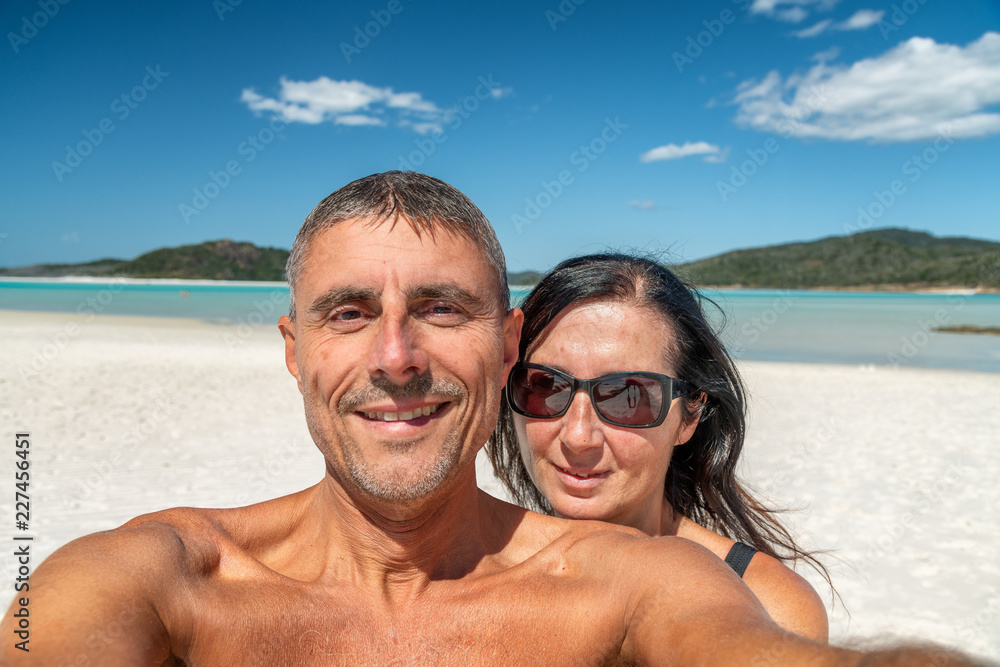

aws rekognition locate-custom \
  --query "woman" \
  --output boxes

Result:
[489,252,830,641]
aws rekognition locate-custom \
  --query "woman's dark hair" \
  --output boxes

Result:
[487,252,830,582]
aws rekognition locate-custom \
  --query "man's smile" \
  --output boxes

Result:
[359,401,447,422]
[350,401,455,436]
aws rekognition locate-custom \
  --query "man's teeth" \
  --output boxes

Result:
[364,404,441,422]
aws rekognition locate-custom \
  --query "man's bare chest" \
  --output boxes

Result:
[171,573,632,666]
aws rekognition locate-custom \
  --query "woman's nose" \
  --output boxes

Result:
[559,391,603,454]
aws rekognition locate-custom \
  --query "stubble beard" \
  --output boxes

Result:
[307,372,469,503]
[340,426,465,502]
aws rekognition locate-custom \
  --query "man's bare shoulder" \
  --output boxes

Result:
[18,504,235,629]
[33,484,322,607]
[116,506,229,570]
[118,486,319,572]
[500,498,725,582]
[0,489,325,666]
[32,507,213,587]
[482,492,642,563]
[558,524,752,595]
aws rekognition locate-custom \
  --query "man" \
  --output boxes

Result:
[1,172,979,665]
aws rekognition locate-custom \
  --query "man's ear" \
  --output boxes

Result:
[675,392,707,446]
[277,315,303,394]
[500,307,524,387]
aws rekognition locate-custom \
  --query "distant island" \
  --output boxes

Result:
[0,239,289,282]
[2,228,998,291]
[932,325,1000,336]
[674,228,1000,292]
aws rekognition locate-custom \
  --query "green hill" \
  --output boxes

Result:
[4,229,999,289]
[118,239,288,281]
[0,240,289,281]
[673,228,1000,290]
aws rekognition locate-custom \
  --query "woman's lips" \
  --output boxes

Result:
[554,464,610,489]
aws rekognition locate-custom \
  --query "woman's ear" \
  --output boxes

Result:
[675,392,707,446]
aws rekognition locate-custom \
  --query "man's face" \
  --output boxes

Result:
[279,217,521,509]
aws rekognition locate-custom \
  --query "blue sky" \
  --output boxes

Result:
[2,0,999,274]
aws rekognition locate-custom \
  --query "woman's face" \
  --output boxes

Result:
[514,300,699,534]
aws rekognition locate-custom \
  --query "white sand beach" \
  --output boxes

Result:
[1,311,997,659]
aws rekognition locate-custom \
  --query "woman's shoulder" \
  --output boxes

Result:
[676,518,829,642]
[741,548,829,641]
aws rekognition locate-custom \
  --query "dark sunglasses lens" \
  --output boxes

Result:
[593,376,664,425]
[511,367,572,417]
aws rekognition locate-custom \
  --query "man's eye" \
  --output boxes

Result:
[332,309,363,321]
[419,302,466,324]
[424,303,465,318]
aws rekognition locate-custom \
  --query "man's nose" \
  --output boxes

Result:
[559,391,604,454]
[366,312,429,383]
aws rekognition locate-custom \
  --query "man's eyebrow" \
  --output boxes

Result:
[308,287,379,317]
[406,284,486,309]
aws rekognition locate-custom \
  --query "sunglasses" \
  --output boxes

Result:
[506,362,695,428]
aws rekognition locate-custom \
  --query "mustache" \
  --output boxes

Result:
[337,373,466,415]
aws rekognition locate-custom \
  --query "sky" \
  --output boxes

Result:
[2,0,999,275]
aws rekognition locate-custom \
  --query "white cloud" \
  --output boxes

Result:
[837,9,884,30]
[626,200,658,211]
[640,141,723,162]
[793,19,832,38]
[241,76,443,133]
[812,46,841,62]
[793,9,884,37]
[490,87,514,99]
[775,7,809,23]
[702,147,732,163]
[750,0,839,22]
[335,114,385,127]
[733,32,1000,142]
[385,91,438,113]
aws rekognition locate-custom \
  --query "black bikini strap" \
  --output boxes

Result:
[724,542,758,578]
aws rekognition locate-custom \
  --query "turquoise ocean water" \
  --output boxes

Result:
[2,280,998,373]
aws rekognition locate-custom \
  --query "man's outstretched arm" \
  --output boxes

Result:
[621,536,983,666]
[0,524,182,666]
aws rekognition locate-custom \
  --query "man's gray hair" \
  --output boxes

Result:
[286,171,509,318]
